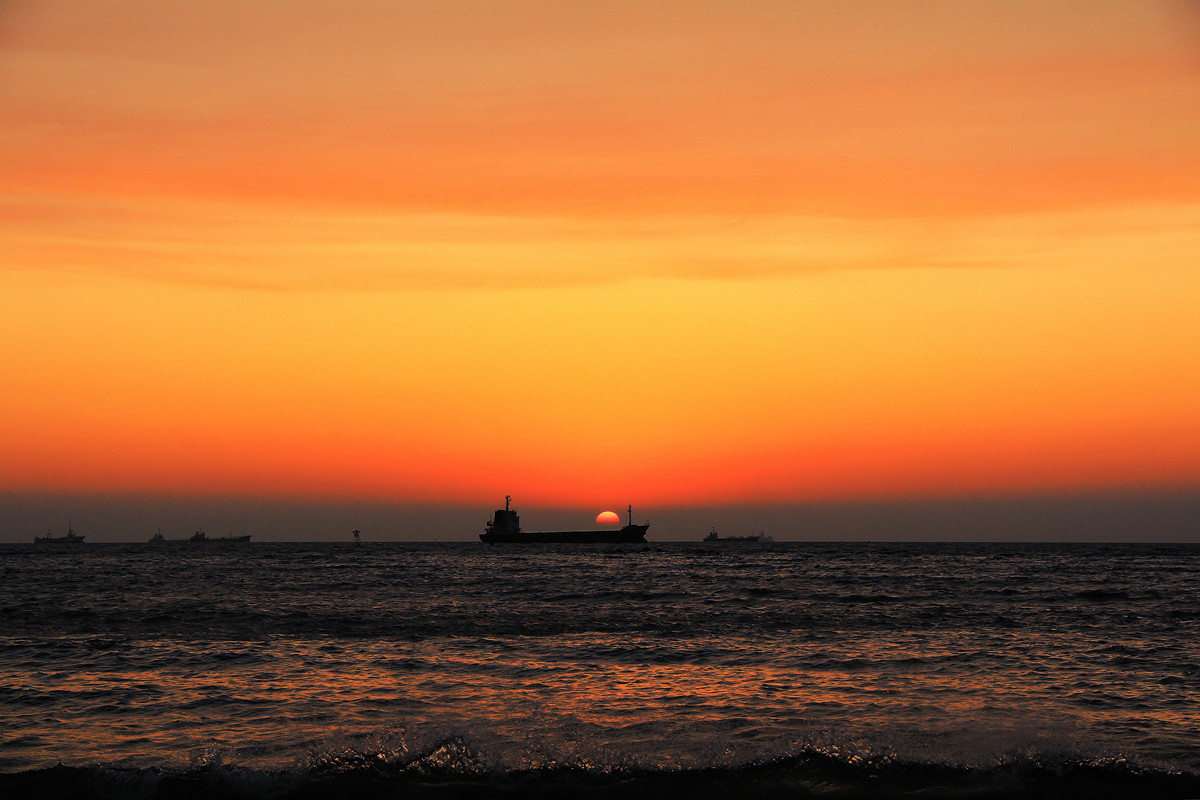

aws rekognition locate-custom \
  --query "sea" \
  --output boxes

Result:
[1,540,1197,799]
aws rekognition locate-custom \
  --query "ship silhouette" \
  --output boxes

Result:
[703,528,773,543]
[190,529,251,543]
[480,497,649,543]
[35,523,85,544]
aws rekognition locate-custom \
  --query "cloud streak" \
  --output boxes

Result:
[4,194,1198,292]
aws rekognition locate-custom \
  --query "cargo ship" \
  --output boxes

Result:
[703,528,773,543]
[35,524,85,544]
[480,497,649,544]
[190,529,251,543]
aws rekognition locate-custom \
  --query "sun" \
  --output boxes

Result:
[596,511,621,525]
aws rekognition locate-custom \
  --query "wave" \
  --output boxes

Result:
[1074,590,1133,602]
[3,740,1198,800]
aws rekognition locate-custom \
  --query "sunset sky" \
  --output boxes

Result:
[2,1,1199,539]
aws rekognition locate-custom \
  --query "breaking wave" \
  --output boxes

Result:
[3,738,1199,800]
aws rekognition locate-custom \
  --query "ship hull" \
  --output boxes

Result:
[481,524,648,544]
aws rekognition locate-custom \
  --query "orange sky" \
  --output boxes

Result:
[2,1,1199,510]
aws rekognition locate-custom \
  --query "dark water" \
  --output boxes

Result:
[1,541,1198,799]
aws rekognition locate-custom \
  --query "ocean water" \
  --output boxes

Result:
[1,541,1197,799]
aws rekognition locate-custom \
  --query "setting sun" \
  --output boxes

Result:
[596,511,621,525]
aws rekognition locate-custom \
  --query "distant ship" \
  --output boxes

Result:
[190,529,251,543]
[480,497,649,544]
[703,529,773,543]
[35,524,85,544]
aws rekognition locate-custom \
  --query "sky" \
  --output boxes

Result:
[2,1,1199,540]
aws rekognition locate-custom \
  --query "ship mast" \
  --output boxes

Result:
[627,504,632,526]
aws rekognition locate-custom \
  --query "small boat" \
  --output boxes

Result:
[480,497,649,544]
[35,524,85,544]
[190,529,251,543]
[149,529,177,543]
[703,528,772,543]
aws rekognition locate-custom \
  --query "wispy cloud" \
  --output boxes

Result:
[4,194,1198,292]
